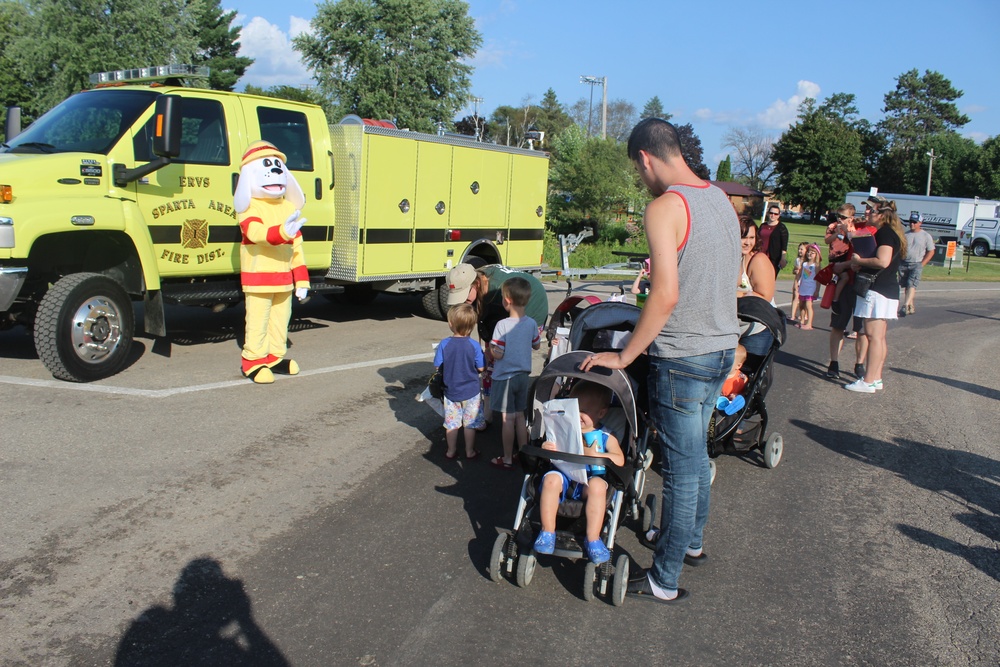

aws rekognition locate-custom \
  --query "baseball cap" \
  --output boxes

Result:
[907,212,923,224]
[446,264,478,306]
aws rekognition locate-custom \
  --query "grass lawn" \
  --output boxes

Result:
[543,221,1000,282]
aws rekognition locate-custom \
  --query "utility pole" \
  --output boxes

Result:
[580,75,606,139]
[925,148,938,196]
[470,96,484,141]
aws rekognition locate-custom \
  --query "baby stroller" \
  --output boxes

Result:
[489,349,648,605]
[709,295,787,472]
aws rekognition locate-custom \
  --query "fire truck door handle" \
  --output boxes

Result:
[231,172,239,195]
[315,178,322,201]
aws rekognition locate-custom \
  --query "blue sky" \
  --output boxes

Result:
[231,0,999,172]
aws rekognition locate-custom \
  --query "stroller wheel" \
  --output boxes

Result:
[516,552,536,588]
[709,459,717,485]
[490,533,510,583]
[583,561,597,602]
[762,433,783,469]
[611,554,629,606]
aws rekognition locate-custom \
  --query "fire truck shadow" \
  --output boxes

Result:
[299,291,429,324]
[114,557,289,666]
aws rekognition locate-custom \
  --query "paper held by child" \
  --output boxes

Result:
[541,398,588,486]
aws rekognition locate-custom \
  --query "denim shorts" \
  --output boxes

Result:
[491,372,530,413]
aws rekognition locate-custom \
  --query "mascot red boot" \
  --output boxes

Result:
[234,141,309,384]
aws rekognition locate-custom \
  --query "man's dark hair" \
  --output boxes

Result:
[627,118,683,163]
[768,204,780,212]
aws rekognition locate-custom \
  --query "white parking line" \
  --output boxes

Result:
[0,352,434,399]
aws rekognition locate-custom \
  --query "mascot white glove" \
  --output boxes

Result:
[295,287,309,301]
[284,210,306,237]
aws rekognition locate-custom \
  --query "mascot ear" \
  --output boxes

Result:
[284,164,306,209]
[234,164,253,213]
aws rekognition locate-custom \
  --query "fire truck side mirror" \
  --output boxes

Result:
[152,95,182,158]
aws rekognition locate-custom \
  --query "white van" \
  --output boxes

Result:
[960,218,1000,257]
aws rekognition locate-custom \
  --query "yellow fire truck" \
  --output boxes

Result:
[0,65,548,381]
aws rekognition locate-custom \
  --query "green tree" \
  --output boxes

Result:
[880,69,970,152]
[547,125,644,237]
[772,97,866,216]
[900,132,981,198]
[715,156,733,182]
[971,136,1000,199]
[9,0,201,116]
[294,0,481,133]
[676,123,710,180]
[0,1,33,129]
[535,88,573,139]
[192,0,253,92]
[488,100,537,147]
[640,95,670,120]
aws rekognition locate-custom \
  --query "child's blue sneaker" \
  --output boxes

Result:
[586,539,611,564]
[533,531,555,554]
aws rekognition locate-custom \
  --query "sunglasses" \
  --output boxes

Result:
[768,211,780,216]
[835,213,849,220]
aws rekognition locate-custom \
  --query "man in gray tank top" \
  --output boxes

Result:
[582,118,740,603]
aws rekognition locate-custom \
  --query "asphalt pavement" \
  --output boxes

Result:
[1,279,998,666]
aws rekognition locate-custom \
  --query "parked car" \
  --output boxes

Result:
[960,218,1000,257]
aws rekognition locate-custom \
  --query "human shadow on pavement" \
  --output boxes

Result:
[891,367,1000,401]
[793,419,1000,581]
[114,557,289,667]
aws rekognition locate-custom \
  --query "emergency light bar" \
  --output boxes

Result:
[88,64,210,85]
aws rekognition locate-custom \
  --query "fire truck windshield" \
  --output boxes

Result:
[1,89,158,155]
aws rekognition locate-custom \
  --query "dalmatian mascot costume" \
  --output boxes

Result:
[234,140,309,384]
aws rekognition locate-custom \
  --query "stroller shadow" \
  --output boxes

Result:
[114,558,289,666]
[792,419,1000,583]
[892,367,1000,402]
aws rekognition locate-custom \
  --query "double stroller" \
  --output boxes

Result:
[490,302,653,605]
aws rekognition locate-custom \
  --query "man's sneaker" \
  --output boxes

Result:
[533,531,555,555]
[854,363,866,379]
[844,379,877,393]
[586,539,611,564]
[825,362,840,379]
[898,307,907,318]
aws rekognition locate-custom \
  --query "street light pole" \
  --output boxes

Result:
[580,75,606,139]
[470,96,484,141]
[926,148,938,196]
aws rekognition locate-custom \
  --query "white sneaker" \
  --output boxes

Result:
[844,379,877,393]
[872,379,883,391]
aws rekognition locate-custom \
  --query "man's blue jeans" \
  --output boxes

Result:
[648,349,734,590]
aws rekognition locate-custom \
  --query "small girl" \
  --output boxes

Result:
[788,242,808,323]
[795,245,822,330]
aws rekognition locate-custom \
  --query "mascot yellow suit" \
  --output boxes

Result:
[234,141,309,384]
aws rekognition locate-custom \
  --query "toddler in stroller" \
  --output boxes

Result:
[489,350,644,605]
[533,381,625,565]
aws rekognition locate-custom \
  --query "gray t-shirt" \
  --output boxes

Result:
[649,183,741,358]
[491,315,539,381]
[904,229,934,264]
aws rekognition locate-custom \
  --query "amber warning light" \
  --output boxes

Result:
[0,185,12,203]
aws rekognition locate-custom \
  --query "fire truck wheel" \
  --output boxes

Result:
[33,273,135,382]
[421,283,450,321]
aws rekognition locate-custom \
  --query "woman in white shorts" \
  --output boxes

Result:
[845,195,907,393]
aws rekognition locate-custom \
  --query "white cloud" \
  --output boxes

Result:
[755,80,820,129]
[238,16,313,89]
[964,104,987,114]
[470,38,516,69]
[965,131,989,144]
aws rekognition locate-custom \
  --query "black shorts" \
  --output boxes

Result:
[830,287,864,332]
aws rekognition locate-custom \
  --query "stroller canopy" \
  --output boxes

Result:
[567,302,642,352]
[738,296,786,348]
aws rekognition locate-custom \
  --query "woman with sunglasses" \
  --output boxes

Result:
[844,196,907,393]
